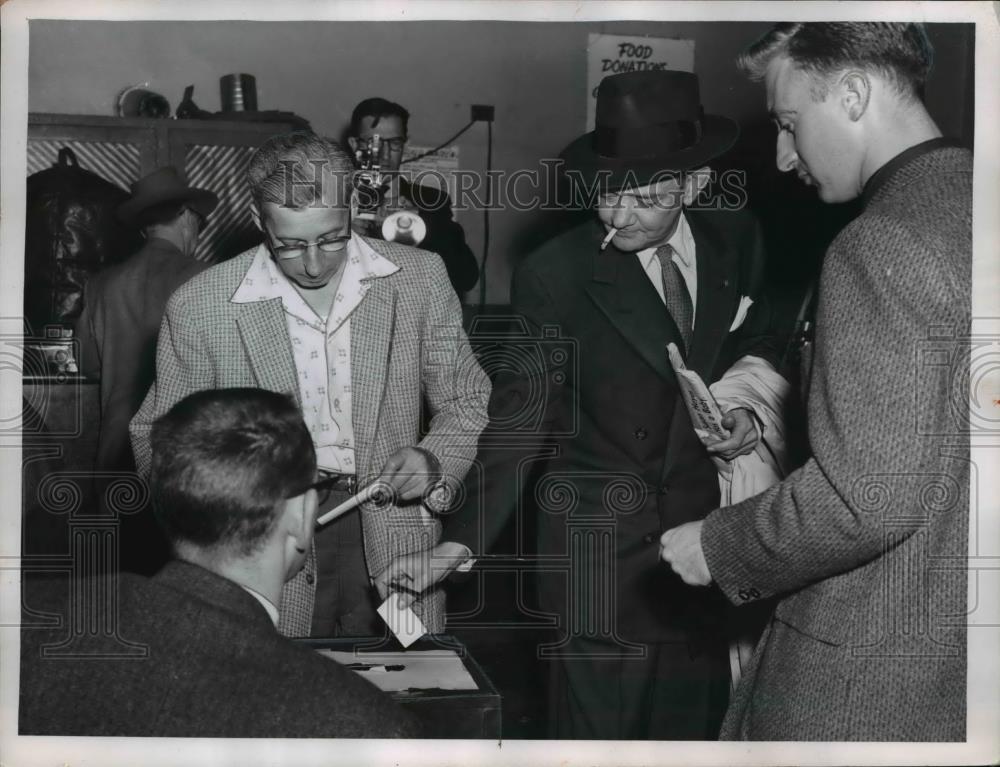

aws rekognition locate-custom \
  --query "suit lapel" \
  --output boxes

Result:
[351,277,397,479]
[585,233,679,383]
[685,212,739,380]
[234,299,301,405]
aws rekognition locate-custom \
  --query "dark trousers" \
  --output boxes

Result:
[309,489,382,638]
[548,634,730,740]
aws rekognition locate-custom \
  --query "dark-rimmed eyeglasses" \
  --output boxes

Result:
[264,224,351,262]
[307,474,356,507]
[361,137,406,153]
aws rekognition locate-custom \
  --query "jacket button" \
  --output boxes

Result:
[633,428,648,440]
[643,532,658,545]
[305,572,315,585]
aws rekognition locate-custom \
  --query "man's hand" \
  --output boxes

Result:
[659,521,712,586]
[706,407,759,460]
[377,446,440,502]
[373,541,472,608]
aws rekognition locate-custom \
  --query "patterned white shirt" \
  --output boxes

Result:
[231,236,399,473]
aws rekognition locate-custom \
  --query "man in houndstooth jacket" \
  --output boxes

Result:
[130,132,490,638]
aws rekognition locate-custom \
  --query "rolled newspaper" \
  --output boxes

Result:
[666,342,729,445]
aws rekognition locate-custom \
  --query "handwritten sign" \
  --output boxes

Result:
[586,34,695,129]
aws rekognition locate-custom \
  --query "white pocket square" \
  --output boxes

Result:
[729,296,754,332]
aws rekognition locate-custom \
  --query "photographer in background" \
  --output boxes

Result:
[346,97,479,299]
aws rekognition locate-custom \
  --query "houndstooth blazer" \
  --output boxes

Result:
[130,238,490,636]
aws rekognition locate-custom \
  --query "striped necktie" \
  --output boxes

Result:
[656,244,693,353]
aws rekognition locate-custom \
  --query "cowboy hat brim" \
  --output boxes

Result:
[559,113,739,195]
[117,186,219,224]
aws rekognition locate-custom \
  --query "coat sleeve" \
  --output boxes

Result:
[74,277,103,381]
[129,291,214,476]
[415,255,491,494]
[701,213,970,604]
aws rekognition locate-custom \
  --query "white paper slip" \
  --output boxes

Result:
[377,592,428,648]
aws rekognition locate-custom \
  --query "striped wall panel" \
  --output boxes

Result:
[184,143,258,263]
[26,139,140,193]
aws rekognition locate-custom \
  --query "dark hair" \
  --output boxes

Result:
[135,201,188,231]
[247,131,354,209]
[150,388,316,556]
[738,22,934,101]
[348,97,410,139]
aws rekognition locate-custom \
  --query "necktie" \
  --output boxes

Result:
[656,245,693,352]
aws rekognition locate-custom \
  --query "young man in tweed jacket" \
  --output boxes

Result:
[130,132,489,639]
[660,22,972,740]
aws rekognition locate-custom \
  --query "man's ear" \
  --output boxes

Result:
[840,70,871,122]
[282,488,317,560]
[347,136,359,156]
[683,167,713,206]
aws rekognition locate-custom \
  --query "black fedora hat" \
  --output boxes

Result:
[560,70,739,193]
[117,166,219,224]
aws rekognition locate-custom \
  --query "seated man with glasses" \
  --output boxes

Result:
[130,131,490,640]
[346,97,480,299]
[20,387,421,737]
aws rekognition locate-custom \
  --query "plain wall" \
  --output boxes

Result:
[29,20,975,303]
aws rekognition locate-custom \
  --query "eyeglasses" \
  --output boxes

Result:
[264,225,351,261]
[361,137,406,153]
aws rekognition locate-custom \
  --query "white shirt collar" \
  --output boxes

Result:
[637,211,695,270]
[240,584,280,626]
[230,234,399,308]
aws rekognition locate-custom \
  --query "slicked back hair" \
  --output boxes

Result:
[738,22,934,102]
[247,131,354,209]
[150,388,317,557]
[348,97,410,139]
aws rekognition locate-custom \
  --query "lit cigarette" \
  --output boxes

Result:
[316,482,382,526]
[600,227,618,250]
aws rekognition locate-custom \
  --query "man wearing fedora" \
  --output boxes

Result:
[377,71,781,739]
[76,167,217,571]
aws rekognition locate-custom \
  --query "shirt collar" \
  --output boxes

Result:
[861,137,963,208]
[239,584,279,626]
[230,234,399,307]
[638,211,695,270]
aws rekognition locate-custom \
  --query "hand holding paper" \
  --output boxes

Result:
[377,592,428,648]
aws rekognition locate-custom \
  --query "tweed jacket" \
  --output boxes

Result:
[701,144,972,740]
[19,561,421,737]
[75,237,207,471]
[445,208,780,643]
[130,237,490,636]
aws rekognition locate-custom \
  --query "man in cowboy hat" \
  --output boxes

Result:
[76,166,217,571]
[376,70,783,739]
